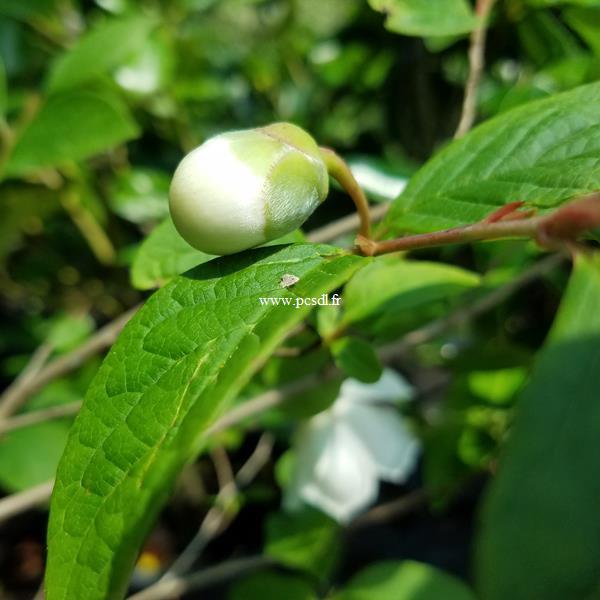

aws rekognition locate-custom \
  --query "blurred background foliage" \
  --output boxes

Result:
[0,0,599,597]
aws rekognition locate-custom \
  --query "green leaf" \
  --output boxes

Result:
[0,377,81,493]
[384,82,600,234]
[563,7,600,56]
[331,337,382,383]
[4,90,139,177]
[342,257,480,325]
[265,507,340,581]
[0,57,6,118]
[0,421,70,492]
[47,16,156,93]
[0,184,61,258]
[476,254,600,600]
[46,313,95,353]
[131,218,307,290]
[0,0,58,19]
[131,217,217,290]
[108,167,170,225]
[467,368,527,405]
[518,11,581,67]
[367,0,477,37]
[45,244,365,600]
[332,560,475,600]
[527,0,600,6]
[229,571,316,600]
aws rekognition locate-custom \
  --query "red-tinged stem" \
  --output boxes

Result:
[357,193,600,257]
[320,147,372,239]
[357,217,545,256]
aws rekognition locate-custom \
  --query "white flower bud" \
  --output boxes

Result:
[169,123,329,255]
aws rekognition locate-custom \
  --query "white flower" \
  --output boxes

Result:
[169,123,329,255]
[285,369,420,523]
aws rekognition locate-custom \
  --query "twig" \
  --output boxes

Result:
[235,432,274,487]
[0,480,54,524]
[348,488,429,531]
[0,343,53,421]
[210,447,236,495]
[378,252,566,360]
[0,401,82,435]
[455,0,498,138]
[61,188,117,265]
[204,375,324,437]
[127,555,275,600]
[162,435,273,578]
[0,305,140,421]
[307,202,389,244]
[359,213,544,255]
[347,472,486,532]
[357,194,600,256]
[131,434,274,600]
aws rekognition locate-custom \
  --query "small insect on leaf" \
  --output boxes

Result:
[280,274,300,288]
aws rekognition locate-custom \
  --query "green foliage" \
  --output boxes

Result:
[476,255,600,600]
[265,507,340,581]
[0,378,82,492]
[341,257,480,337]
[331,336,383,383]
[108,168,170,225]
[131,218,214,290]
[0,422,69,492]
[229,571,316,600]
[0,185,60,258]
[331,560,476,600]
[384,82,600,233]
[368,0,477,37]
[563,7,600,55]
[45,245,363,600]
[4,90,139,177]
[47,16,156,93]
[131,219,306,290]
[0,58,6,117]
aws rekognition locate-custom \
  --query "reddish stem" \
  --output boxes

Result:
[358,194,600,257]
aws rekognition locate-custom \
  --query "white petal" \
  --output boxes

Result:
[169,134,266,254]
[341,401,420,483]
[287,415,379,523]
[336,368,414,409]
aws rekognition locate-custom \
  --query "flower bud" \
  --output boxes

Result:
[169,123,329,255]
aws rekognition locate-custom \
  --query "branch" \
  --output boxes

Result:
[307,202,388,244]
[0,343,53,421]
[378,252,567,360]
[0,400,82,436]
[358,194,600,257]
[130,434,274,600]
[0,305,140,423]
[348,488,429,531]
[127,555,275,600]
[0,480,54,524]
[455,0,498,138]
